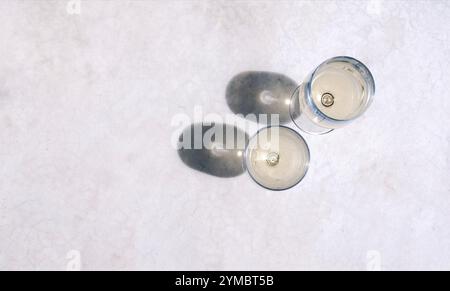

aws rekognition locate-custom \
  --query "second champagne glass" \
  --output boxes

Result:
[290,56,375,134]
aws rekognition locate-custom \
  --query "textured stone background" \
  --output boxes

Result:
[0,0,449,270]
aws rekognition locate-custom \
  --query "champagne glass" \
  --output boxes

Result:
[244,126,310,191]
[290,56,375,134]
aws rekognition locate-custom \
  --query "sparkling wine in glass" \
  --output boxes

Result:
[244,126,310,191]
[290,56,375,134]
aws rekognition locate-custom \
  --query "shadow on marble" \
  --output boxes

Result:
[178,123,249,178]
[226,71,299,124]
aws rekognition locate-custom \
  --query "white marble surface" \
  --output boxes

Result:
[0,0,449,271]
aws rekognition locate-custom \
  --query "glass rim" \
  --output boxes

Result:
[244,125,311,191]
[305,56,376,123]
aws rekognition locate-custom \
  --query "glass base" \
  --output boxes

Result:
[289,85,334,135]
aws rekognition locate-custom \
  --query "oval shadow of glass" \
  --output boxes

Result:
[178,123,249,178]
[226,71,299,124]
